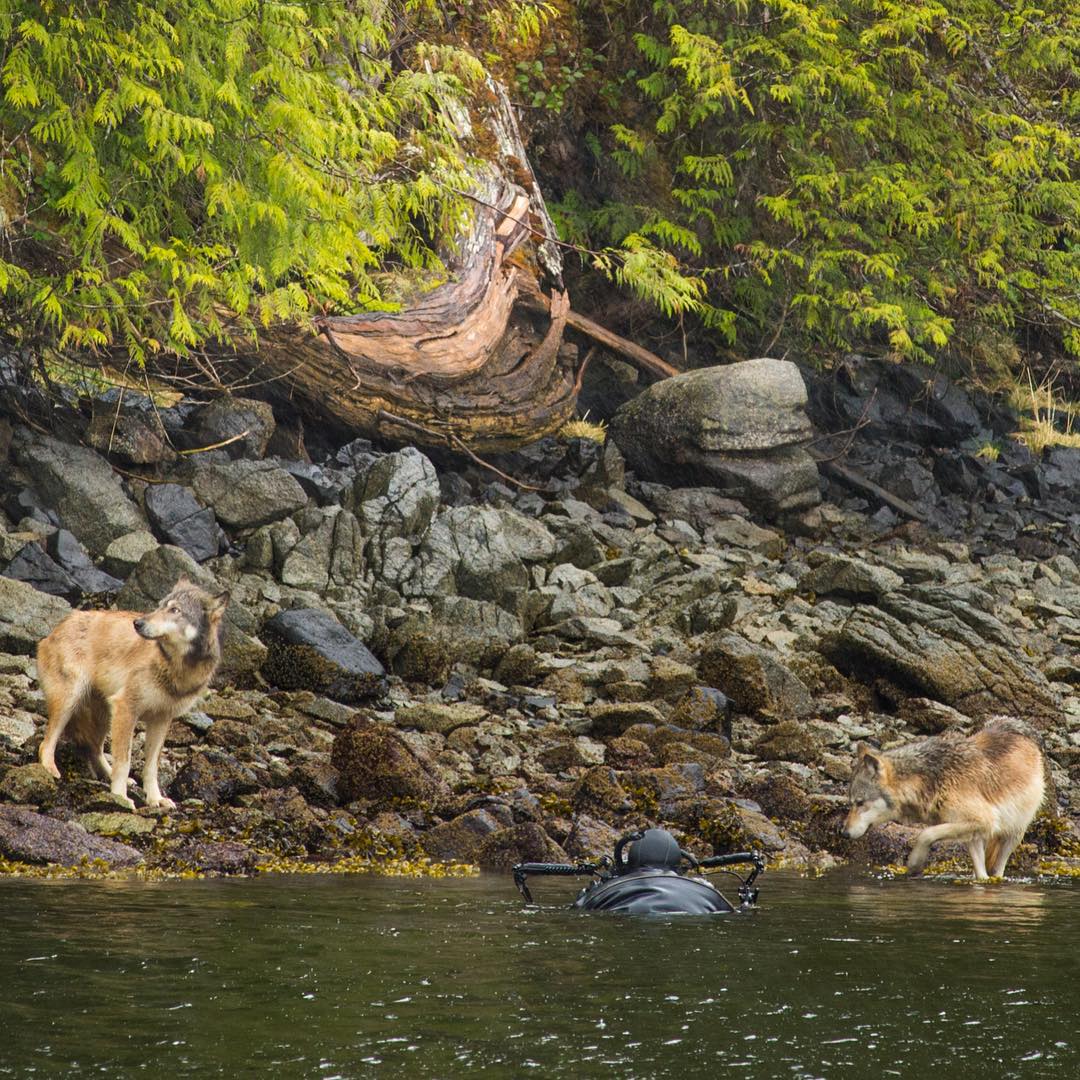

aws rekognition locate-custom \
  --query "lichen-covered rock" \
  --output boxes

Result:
[670,687,732,732]
[169,749,259,805]
[610,359,820,518]
[751,720,823,764]
[288,760,341,809]
[77,812,157,840]
[350,447,441,544]
[86,409,175,465]
[331,718,443,805]
[261,609,386,703]
[11,429,147,554]
[173,840,258,874]
[697,633,812,719]
[0,576,70,654]
[395,702,487,736]
[420,808,503,863]
[190,397,276,459]
[0,763,58,806]
[589,702,665,738]
[821,597,1059,719]
[0,805,142,867]
[476,822,567,871]
[102,530,159,578]
[801,554,904,600]
[571,766,633,814]
[191,459,307,528]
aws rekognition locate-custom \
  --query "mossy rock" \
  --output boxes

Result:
[331,718,444,805]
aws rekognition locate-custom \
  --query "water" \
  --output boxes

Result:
[1,870,1076,1078]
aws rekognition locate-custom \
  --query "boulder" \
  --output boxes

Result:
[395,702,488,736]
[697,633,813,719]
[11,429,147,555]
[331,717,443,804]
[174,840,259,874]
[821,598,1059,719]
[77,812,157,840]
[169,749,259,805]
[751,720,823,764]
[349,447,441,543]
[0,805,142,867]
[86,409,174,464]
[191,460,307,528]
[288,760,341,809]
[0,763,58,806]
[144,484,220,562]
[102,530,159,578]
[2,542,80,599]
[0,576,71,654]
[46,530,123,595]
[189,397,276,458]
[801,554,904,600]
[476,822,567,871]
[610,359,820,518]
[261,609,386,703]
[420,808,504,863]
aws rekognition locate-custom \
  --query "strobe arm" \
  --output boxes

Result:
[512,861,606,905]
[698,851,766,908]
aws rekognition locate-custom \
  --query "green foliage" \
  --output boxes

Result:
[0,1,503,358]
[551,0,1080,363]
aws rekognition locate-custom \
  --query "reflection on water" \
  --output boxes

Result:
[0,871,1077,1078]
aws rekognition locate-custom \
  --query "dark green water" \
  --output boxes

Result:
[1,870,1076,1078]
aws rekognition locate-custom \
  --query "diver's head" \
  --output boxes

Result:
[621,828,684,872]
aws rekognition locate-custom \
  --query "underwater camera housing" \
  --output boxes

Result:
[512,828,765,915]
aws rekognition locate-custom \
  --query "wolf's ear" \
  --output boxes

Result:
[856,742,881,773]
[174,575,193,590]
[208,590,230,618]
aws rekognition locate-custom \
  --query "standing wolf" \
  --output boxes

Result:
[36,577,229,809]
[842,719,1045,880]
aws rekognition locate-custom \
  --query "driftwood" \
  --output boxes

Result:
[226,82,674,454]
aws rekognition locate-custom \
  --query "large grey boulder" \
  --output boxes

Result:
[191,460,307,529]
[12,429,147,554]
[0,576,70,654]
[0,805,142,868]
[609,359,820,518]
[189,397,276,458]
[349,447,441,544]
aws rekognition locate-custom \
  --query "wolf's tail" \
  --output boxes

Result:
[982,715,1044,749]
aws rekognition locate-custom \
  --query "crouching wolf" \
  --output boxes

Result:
[842,719,1045,880]
[36,578,229,809]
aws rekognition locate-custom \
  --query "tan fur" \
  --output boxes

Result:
[36,578,227,809]
[842,722,1045,880]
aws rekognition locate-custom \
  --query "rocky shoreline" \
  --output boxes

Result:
[0,355,1078,880]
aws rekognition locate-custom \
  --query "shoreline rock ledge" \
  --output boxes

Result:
[609,357,820,519]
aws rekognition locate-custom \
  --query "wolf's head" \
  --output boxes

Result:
[842,743,899,839]
[134,576,230,661]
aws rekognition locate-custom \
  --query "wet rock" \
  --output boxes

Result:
[288,760,341,809]
[102,530,159,578]
[493,643,540,687]
[705,516,783,557]
[281,461,353,505]
[678,593,739,635]
[801,554,903,599]
[898,698,971,734]
[190,397,276,459]
[191,460,307,528]
[11,429,147,555]
[77,812,157,840]
[0,712,36,749]
[118,545,266,682]
[0,577,70,654]
[476,822,567,871]
[331,718,443,805]
[571,766,633,814]
[563,814,621,860]
[647,657,696,702]
[174,840,258,874]
[543,564,613,622]
[0,763,58,806]
[261,609,386,703]
[395,702,487,736]
[86,410,174,465]
[670,687,732,733]
[46,530,123,595]
[610,359,820,518]
[751,720,823,764]
[420,808,503,863]
[169,749,259,805]
[649,488,748,534]
[821,599,1058,719]
[2,542,80,599]
[698,633,812,719]
[589,702,665,738]
[144,484,220,562]
[0,805,142,867]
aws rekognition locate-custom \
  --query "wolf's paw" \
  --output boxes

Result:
[904,861,925,878]
[42,762,61,780]
[112,792,137,811]
[147,796,176,811]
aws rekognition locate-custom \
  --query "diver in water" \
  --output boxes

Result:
[513,828,764,915]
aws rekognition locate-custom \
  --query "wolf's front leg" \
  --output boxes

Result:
[141,717,176,810]
[907,822,982,878]
[107,692,137,810]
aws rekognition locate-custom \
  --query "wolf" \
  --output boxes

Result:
[841,719,1045,880]
[36,577,229,809]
